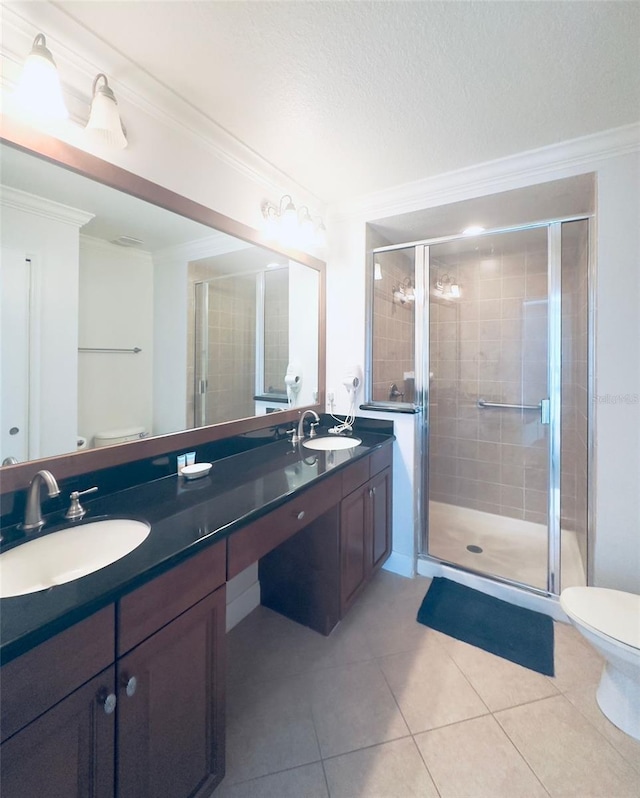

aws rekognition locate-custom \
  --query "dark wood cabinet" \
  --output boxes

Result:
[261,443,393,631]
[117,586,226,798]
[1,667,116,798]
[370,466,392,571]
[339,480,369,613]
[340,466,392,616]
[1,543,226,798]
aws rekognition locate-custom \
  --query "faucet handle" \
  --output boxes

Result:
[309,422,319,438]
[65,486,98,521]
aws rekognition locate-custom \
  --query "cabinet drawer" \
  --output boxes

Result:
[227,473,342,579]
[1,605,115,743]
[118,540,226,656]
[341,457,370,496]
[369,442,392,478]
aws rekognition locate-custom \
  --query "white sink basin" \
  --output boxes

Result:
[0,519,151,599]
[302,436,362,451]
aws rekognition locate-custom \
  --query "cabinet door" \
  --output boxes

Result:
[340,483,368,615]
[0,667,115,798]
[117,586,225,798]
[369,466,392,572]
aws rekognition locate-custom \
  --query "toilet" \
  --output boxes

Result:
[93,426,147,448]
[560,586,640,740]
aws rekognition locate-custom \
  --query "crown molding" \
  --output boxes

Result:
[152,230,253,265]
[0,3,325,210]
[329,123,640,224]
[1,184,95,227]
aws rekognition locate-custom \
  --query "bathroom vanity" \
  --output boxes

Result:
[0,428,393,798]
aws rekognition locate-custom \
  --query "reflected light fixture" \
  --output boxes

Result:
[374,262,383,281]
[434,273,461,299]
[392,277,415,306]
[462,225,485,236]
[14,34,69,121]
[262,195,326,249]
[85,73,128,149]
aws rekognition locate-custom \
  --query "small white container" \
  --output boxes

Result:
[181,462,212,480]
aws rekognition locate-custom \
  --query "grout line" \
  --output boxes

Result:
[561,689,640,773]
[319,732,414,764]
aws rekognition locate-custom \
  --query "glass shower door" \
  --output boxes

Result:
[426,226,553,591]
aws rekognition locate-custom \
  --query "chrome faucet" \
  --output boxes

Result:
[294,410,320,443]
[20,470,60,532]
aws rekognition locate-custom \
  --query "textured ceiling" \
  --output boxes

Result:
[54,0,640,202]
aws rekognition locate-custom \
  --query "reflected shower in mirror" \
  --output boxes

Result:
[0,141,320,465]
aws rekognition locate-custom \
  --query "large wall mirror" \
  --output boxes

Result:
[0,124,324,490]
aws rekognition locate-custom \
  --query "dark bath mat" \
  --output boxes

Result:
[417,577,555,676]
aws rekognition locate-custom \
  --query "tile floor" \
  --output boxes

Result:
[214,570,640,798]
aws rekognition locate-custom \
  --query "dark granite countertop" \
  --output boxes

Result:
[0,430,393,665]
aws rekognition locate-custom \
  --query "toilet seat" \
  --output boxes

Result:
[560,587,640,650]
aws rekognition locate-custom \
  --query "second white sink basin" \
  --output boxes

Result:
[0,518,151,599]
[303,436,362,451]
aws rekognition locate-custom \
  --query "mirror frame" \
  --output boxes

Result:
[0,115,326,494]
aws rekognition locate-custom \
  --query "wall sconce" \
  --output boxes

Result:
[262,195,326,249]
[85,73,128,149]
[14,33,69,121]
[374,262,383,281]
[434,274,461,299]
[392,277,415,307]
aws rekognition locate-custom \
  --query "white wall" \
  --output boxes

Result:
[288,261,320,407]
[327,139,640,593]
[592,152,640,592]
[151,253,189,436]
[78,236,154,445]
[0,196,90,458]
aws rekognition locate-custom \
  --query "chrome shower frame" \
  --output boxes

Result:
[368,214,594,597]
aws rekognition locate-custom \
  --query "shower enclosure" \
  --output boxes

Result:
[370,217,591,596]
[190,266,289,427]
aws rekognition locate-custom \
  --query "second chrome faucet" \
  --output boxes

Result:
[292,410,320,443]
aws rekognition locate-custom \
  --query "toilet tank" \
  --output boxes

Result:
[93,426,147,448]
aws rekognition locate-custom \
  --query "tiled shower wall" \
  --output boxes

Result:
[187,265,256,426]
[263,268,289,395]
[372,249,415,403]
[428,233,551,524]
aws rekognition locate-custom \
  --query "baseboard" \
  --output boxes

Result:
[417,558,569,622]
[382,550,416,578]
[225,580,261,632]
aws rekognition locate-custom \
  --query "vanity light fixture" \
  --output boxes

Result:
[262,195,326,249]
[392,277,415,307]
[14,34,69,121]
[434,273,461,299]
[85,73,128,149]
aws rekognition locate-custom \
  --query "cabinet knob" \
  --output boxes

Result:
[295,510,305,521]
[100,691,117,715]
[122,674,138,697]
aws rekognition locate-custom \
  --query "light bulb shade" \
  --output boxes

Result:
[374,263,383,280]
[86,74,127,149]
[14,34,69,121]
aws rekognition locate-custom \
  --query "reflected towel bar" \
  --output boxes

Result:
[78,347,142,354]
[477,399,540,411]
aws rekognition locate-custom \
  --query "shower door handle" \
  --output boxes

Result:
[540,399,550,425]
